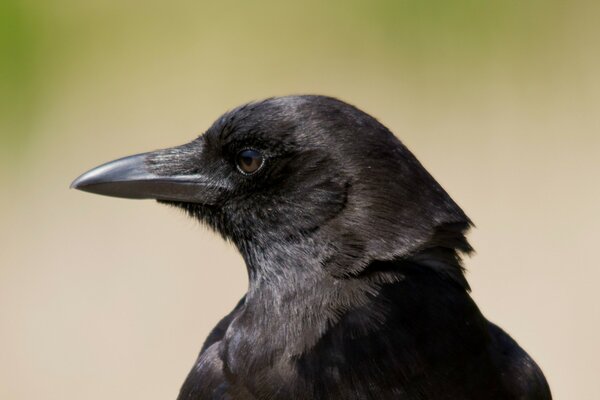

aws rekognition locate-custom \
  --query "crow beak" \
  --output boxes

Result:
[70,151,228,205]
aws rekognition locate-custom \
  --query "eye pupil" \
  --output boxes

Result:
[236,149,264,174]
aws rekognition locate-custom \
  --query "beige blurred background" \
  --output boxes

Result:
[1,1,598,399]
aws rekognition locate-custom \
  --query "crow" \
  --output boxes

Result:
[71,95,551,399]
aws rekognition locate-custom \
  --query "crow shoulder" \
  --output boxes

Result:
[200,296,246,354]
[178,296,247,400]
[177,343,230,400]
[488,322,552,399]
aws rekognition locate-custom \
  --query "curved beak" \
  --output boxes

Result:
[70,150,227,204]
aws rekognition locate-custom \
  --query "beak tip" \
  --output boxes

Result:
[70,174,89,191]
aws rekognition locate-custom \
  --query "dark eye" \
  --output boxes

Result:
[236,149,264,175]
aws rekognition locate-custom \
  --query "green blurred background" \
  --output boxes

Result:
[1,1,598,399]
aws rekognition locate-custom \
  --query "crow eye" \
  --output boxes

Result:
[236,149,264,175]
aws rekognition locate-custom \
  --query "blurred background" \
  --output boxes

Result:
[1,1,598,399]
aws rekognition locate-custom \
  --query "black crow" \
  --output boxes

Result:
[71,95,551,399]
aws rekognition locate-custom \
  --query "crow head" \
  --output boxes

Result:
[72,95,470,279]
